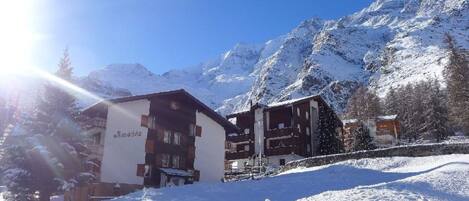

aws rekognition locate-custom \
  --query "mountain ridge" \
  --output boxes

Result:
[80,0,469,115]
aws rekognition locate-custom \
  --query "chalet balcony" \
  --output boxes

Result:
[225,151,253,160]
[85,117,107,129]
[226,134,252,143]
[264,146,299,156]
[265,127,299,138]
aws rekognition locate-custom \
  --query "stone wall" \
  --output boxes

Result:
[280,143,469,172]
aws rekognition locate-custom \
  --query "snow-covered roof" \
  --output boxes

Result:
[160,168,193,177]
[267,94,320,108]
[377,115,398,120]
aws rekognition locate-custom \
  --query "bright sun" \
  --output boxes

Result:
[0,1,35,76]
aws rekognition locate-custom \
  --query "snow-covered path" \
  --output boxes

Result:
[114,154,469,201]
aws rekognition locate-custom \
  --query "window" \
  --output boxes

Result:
[306,111,309,120]
[196,125,202,137]
[144,164,152,178]
[179,157,185,169]
[170,101,180,110]
[244,145,250,151]
[173,132,181,145]
[297,124,301,130]
[189,124,196,136]
[172,155,180,168]
[164,130,172,144]
[244,128,250,135]
[149,116,157,129]
[141,115,149,127]
[306,127,310,136]
[278,123,285,129]
[92,133,101,145]
[297,108,300,116]
[279,159,286,166]
[161,154,170,167]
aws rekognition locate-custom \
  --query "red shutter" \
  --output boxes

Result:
[193,170,200,181]
[141,115,149,127]
[136,164,145,177]
[145,140,155,153]
[196,126,202,137]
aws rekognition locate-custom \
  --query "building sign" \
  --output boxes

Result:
[114,130,143,138]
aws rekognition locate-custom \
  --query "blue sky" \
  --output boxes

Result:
[31,0,374,76]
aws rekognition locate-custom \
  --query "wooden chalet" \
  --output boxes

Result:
[69,89,237,200]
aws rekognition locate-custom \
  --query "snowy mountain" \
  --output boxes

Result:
[81,0,469,115]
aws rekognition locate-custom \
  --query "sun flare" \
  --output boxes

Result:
[0,1,35,75]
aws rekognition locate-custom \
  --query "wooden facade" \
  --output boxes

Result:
[342,115,400,151]
[225,95,343,171]
[78,89,236,200]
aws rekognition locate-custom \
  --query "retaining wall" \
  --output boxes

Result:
[280,143,469,172]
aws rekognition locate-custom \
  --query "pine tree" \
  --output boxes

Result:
[0,144,35,201]
[1,49,92,201]
[444,34,469,135]
[352,122,375,151]
[421,80,451,142]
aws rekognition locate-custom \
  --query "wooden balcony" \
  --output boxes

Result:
[85,117,106,129]
[226,134,253,143]
[264,146,299,156]
[265,127,299,138]
[225,151,253,160]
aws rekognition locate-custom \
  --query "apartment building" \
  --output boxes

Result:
[225,95,343,172]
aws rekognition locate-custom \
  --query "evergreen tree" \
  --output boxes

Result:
[0,144,35,201]
[444,34,469,135]
[1,49,92,201]
[352,122,375,151]
[421,80,451,142]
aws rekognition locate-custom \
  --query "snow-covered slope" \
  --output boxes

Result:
[80,0,469,115]
[113,154,469,201]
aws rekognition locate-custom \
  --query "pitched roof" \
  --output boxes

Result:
[82,89,238,131]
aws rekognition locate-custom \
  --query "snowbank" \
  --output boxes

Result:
[113,154,469,201]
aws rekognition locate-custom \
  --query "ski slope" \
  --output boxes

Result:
[113,154,469,201]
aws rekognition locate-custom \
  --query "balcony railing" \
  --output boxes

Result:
[85,117,106,129]
[264,146,299,156]
[226,134,253,143]
[225,151,253,160]
[265,127,299,138]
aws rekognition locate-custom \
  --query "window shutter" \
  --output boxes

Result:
[141,115,149,127]
[136,164,145,177]
[145,140,155,153]
[187,146,195,159]
[193,170,200,181]
[196,126,202,137]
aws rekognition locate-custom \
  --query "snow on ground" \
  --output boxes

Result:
[113,154,469,201]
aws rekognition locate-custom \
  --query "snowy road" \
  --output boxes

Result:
[114,154,469,201]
